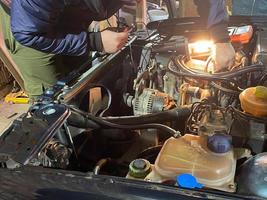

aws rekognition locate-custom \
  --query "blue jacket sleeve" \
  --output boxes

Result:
[10,0,103,56]
[194,0,230,43]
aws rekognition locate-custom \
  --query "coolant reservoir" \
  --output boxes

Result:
[154,134,236,192]
[239,86,267,117]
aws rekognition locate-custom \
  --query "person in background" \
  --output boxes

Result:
[232,0,267,16]
[0,0,235,99]
[194,0,235,72]
[0,0,133,99]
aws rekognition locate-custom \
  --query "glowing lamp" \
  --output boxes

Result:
[189,41,214,57]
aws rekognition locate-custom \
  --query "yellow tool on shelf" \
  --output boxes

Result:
[4,91,29,104]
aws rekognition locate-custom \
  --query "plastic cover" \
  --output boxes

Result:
[154,135,236,188]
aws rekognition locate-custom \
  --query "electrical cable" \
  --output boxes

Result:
[173,56,266,79]
[106,19,112,27]
[67,105,181,137]
[137,145,163,161]
[228,106,267,124]
[139,48,150,72]
[210,82,241,95]
[185,100,224,134]
[258,73,267,85]
[169,56,266,89]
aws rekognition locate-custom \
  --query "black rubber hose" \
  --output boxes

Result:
[210,82,240,95]
[168,70,232,82]
[67,111,100,129]
[231,107,267,123]
[102,106,191,125]
[67,106,181,137]
[258,74,267,85]
[176,56,265,77]
[91,117,180,137]
[172,56,266,79]
[138,145,163,161]
[220,65,266,79]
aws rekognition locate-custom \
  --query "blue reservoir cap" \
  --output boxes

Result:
[177,174,203,189]
[207,133,232,154]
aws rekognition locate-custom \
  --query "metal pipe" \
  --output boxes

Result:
[136,0,147,30]
[93,158,111,175]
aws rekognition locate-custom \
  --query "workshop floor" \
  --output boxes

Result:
[0,100,29,135]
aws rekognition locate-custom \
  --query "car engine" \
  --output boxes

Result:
[120,21,267,194]
[0,16,266,199]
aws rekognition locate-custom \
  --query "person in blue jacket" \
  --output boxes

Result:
[0,0,235,99]
[232,0,267,15]
[0,0,133,99]
[194,0,235,73]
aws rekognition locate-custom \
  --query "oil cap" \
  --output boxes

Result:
[129,159,151,179]
[177,174,202,189]
[208,133,232,153]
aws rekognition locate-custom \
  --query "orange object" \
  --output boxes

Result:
[239,87,267,117]
[228,25,253,44]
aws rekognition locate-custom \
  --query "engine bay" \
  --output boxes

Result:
[0,16,267,199]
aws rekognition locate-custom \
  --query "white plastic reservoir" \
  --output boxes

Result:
[153,134,236,191]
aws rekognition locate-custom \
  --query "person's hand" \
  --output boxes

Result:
[212,43,235,73]
[101,30,129,53]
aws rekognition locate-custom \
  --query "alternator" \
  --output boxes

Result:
[133,88,175,116]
